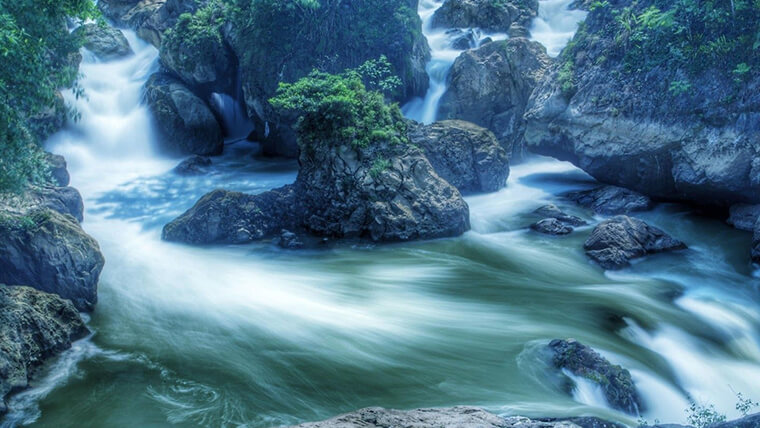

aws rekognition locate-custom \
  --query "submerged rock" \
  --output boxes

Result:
[565,186,654,215]
[144,73,224,156]
[73,23,133,61]
[531,218,573,235]
[409,120,509,194]
[549,339,643,415]
[173,156,212,176]
[0,285,88,414]
[438,38,551,159]
[274,230,304,250]
[0,208,104,311]
[431,0,538,32]
[584,216,686,270]
[533,204,587,226]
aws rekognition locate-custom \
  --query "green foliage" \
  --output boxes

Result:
[357,55,402,98]
[369,158,391,178]
[558,61,577,97]
[269,67,409,151]
[686,402,727,428]
[668,79,692,95]
[0,0,96,192]
[735,392,759,416]
[161,0,226,72]
[590,1,610,11]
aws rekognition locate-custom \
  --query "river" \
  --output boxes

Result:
[4,1,760,427]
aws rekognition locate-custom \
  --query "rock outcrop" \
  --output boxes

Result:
[727,204,760,231]
[431,0,538,33]
[173,156,212,176]
[164,136,470,245]
[584,216,686,270]
[533,204,586,227]
[97,0,202,47]
[531,218,573,235]
[144,73,224,156]
[74,23,133,61]
[0,208,104,312]
[438,38,551,158]
[753,223,760,264]
[565,186,653,215]
[524,0,760,207]
[409,120,509,194]
[549,339,643,415]
[0,286,88,414]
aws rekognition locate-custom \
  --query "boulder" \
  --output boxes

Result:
[523,0,760,207]
[144,73,224,156]
[533,204,587,226]
[438,38,551,159]
[549,339,643,415]
[409,120,509,194]
[27,186,85,223]
[565,186,654,215]
[727,204,760,231]
[173,155,212,176]
[708,413,760,428]
[162,187,299,245]
[164,134,470,245]
[447,28,478,50]
[0,209,105,311]
[431,0,538,32]
[753,223,760,264]
[0,286,88,413]
[73,23,133,61]
[531,218,573,235]
[584,216,686,270]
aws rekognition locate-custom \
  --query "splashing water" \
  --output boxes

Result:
[530,0,588,57]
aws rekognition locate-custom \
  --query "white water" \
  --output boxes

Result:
[530,0,588,57]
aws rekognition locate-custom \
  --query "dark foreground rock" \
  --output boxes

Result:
[173,156,212,176]
[144,73,223,156]
[409,120,509,194]
[584,216,686,270]
[438,38,551,159]
[727,204,760,231]
[0,285,88,413]
[285,406,620,428]
[0,208,104,312]
[164,138,470,245]
[707,413,760,428]
[753,223,760,264]
[549,339,643,415]
[73,23,133,61]
[274,230,305,250]
[534,204,587,226]
[566,186,654,215]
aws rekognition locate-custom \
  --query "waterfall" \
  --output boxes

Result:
[530,0,588,57]
[402,0,507,124]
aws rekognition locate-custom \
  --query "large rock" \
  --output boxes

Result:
[531,218,573,235]
[565,186,653,215]
[73,23,133,61]
[431,0,538,32]
[144,73,224,156]
[409,120,509,194]
[164,134,470,244]
[727,204,760,231]
[438,38,551,159]
[0,286,88,414]
[752,222,760,264]
[549,339,643,415]
[524,0,760,207]
[0,208,104,312]
[228,0,430,157]
[584,216,686,270]
[533,204,586,226]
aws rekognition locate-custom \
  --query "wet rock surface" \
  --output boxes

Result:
[549,339,643,415]
[144,73,223,156]
[531,218,573,235]
[173,156,212,176]
[431,0,538,32]
[409,120,509,194]
[565,186,653,215]
[74,23,134,61]
[0,286,88,414]
[584,216,686,270]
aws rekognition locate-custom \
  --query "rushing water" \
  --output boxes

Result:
[5,4,760,428]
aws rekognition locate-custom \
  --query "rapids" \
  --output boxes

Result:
[5,3,759,428]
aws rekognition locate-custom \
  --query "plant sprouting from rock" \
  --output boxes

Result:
[357,55,403,97]
[686,401,727,428]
